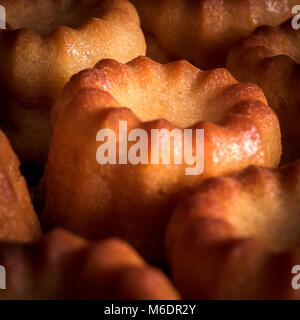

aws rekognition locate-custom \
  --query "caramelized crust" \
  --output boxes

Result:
[0,130,41,242]
[132,0,297,68]
[0,229,180,299]
[0,0,146,108]
[41,56,281,262]
[227,19,300,163]
[166,160,300,299]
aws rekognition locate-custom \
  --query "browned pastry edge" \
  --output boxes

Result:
[0,228,180,299]
[166,160,300,299]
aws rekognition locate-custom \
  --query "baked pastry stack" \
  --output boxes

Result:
[40,56,280,262]
[0,128,178,300]
[0,0,299,300]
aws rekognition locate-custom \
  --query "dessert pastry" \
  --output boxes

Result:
[131,0,297,69]
[166,160,300,299]
[0,130,41,242]
[0,0,146,108]
[40,56,281,262]
[0,229,180,299]
[0,0,146,164]
[227,19,300,163]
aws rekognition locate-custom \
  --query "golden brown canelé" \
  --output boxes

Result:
[131,0,297,68]
[0,0,146,164]
[227,19,300,164]
[0,130,41,242]
[0,0,146,108]
[166,160,300,299]
[40,56,281,262]
[0,229,180,300]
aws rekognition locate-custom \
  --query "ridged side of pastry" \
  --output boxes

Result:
[0,130,41,242]
[227,19,300,163]
[0,228,180,299]
[0,0,146,108]
[166,160,300,299]
[41,56,281,262]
